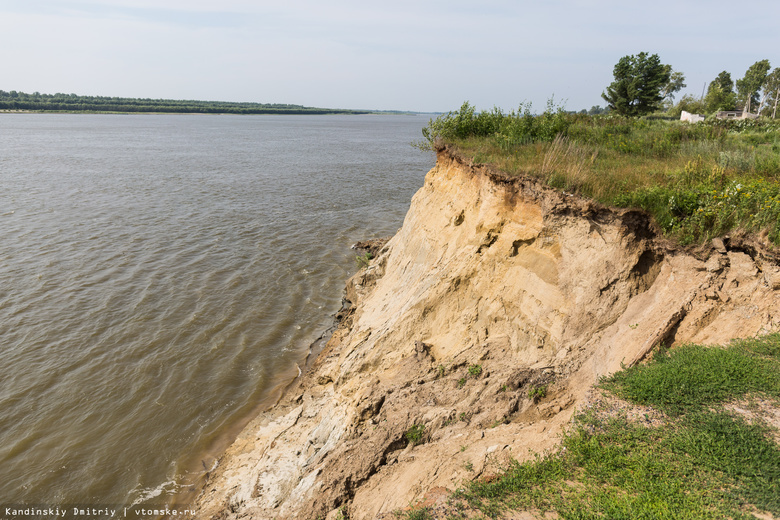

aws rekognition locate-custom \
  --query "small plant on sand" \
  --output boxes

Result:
[405,424,426,446]
[528,385,548,402]
[457,377,467,388]
[468,364,483,377]
[355,252,373,269]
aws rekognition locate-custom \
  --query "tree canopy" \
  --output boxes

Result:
[736,59,771,114]
[704,71,737,113]
[602,52,671,116]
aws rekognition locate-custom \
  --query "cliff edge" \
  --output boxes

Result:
[193,145,780,520]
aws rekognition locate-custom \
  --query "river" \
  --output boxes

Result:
[0,113,434,508]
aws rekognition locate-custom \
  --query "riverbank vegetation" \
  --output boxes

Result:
[0,90,369,114]
[421,102,780,247]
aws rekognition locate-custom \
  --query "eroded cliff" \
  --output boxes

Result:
[193,145,780,520]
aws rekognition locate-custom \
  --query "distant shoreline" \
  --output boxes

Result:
[0,109,433,116]
[0,90,437,116]
[0,90,373,115]
[0,108,372,115]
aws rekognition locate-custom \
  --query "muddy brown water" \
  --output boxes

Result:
[0,113,433,508]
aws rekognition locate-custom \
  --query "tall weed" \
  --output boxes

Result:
[540,135,593,190]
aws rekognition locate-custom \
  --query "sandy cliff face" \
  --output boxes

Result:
[194,146,780,520]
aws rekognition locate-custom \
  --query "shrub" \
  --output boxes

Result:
[355,252,372,269]
[421,99,572,148]
[405,424,426,446]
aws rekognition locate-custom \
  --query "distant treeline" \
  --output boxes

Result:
[0,90,370,115]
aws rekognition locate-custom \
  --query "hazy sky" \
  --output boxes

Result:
[1,0,777,112]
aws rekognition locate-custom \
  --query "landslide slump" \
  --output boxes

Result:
[194,146,780,520]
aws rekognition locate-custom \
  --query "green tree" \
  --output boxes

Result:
[661,67,687,103]
[764,68,780,119]
[602,52,671,116]
[704,71,737,113]
[712,70,734,92]
[736,59,771,113]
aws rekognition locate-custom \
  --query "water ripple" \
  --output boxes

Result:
[0,113,434,506]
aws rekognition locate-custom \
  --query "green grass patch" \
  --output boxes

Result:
[453,334,780,519]
[671,412,780,513]
[601,335,780,415]
[733,333,780,359]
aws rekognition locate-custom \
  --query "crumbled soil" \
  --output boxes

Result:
[724,395,780,445]
[576,387,669,430]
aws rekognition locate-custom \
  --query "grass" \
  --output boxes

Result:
[601,335,780,415]
[422,103,780,247]
[405,424,426,446]
[451,333,780,519]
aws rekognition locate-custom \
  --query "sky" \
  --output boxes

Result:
[1,0,778,113]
